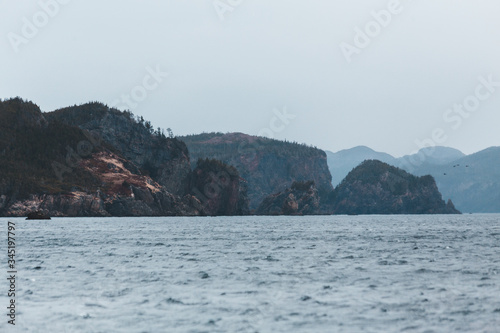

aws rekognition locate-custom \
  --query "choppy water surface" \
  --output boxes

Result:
[1,215,499,332]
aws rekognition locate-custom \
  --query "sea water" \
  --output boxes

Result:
[0,215,499,332]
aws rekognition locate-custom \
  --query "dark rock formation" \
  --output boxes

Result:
[179,132,334,212]
[256,180,320,215]
[189,158,249,216]
[330,160,461,215]
[26,210,51,220]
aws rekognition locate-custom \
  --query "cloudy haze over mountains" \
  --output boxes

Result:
[1,0,500,157]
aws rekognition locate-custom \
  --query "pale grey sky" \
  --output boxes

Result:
[1,0,499,157]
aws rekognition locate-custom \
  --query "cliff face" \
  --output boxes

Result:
[189,158,249,216]
[331,160,461,215]
[256,181,320,215]
[45,103,190,196]
[179,133,334,211]
[0,99,205,217]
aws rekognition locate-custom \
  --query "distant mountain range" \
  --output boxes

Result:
[326,146,500,213]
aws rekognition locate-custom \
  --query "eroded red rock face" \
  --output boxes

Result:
[80,151,162,197]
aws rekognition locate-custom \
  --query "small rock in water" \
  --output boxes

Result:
[199,272,209,279]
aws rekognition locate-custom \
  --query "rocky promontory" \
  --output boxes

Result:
[330,160,461,215]
[256,180,321,215]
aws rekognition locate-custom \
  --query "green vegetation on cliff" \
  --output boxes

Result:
[0,98,101,200]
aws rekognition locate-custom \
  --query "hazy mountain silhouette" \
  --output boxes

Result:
[327,146,500,213]
[326,146,398,186]
[410,147,500,213]
[398,146,466,171]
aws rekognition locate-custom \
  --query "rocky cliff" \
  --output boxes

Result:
[45,102,190,195]
[0,98,246,217]
[330,160,460,215]
[179,132,334,211]
[3,151,201,217]
[189,158,249,216]
[256,180,321,215]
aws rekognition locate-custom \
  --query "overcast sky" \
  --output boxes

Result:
[1,0,499,157]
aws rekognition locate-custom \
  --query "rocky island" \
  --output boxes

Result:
[330,160,460,215]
